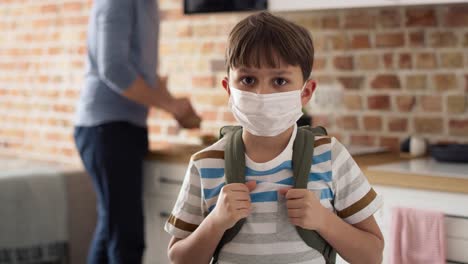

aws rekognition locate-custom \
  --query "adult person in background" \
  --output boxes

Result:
[74,0,201,263]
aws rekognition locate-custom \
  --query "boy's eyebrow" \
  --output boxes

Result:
[237,68,294,75]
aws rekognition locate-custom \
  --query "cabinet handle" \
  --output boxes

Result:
[159,177,183,185]
[160,211,170,218]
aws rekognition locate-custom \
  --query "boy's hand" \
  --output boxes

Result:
[209,181,256,231]
[278,188,329,231]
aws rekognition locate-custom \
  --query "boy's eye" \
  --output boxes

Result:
[274,78,288,86]
[241,77,256,86]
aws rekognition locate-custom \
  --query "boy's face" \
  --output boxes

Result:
[222,63,316,106]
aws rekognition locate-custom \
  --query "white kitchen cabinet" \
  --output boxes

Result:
[143,160,187,264]
[374,185,468,264]
[268,0,468,12]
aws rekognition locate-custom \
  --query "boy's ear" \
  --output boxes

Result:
[222,77,230,95]
[301,79,316,106]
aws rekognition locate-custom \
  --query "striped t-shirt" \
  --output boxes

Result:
[164,125,382,264]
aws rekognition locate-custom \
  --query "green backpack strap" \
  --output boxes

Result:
[212,126,245,264]
[293,126,336,264]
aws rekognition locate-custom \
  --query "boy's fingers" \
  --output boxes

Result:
[245,180,257,192]
[231,192,251,202]
[285,189,307,200]
[228,183,250,192]
[278,187,292,196]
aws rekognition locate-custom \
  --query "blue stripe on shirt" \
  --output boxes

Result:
[250,191,278,203]
[200,168,225,179]
[312,150,331,165]
[309,171,332,182]
[203,182,225,199]
[320,188,334,200]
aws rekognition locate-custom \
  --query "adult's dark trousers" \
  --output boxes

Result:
[74,121,148,264]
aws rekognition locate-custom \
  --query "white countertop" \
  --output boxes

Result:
[367,158,468,180]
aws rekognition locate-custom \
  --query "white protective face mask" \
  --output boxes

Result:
[228,83,306,137]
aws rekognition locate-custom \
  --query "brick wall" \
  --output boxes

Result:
[0,0,467,164]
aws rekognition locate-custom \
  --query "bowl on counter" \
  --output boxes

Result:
[430,144,468,163]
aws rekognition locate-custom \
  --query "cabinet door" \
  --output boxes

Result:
[144,196,176,264]
[144,161,187,264]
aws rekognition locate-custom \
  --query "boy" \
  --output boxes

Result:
[165,12,384,264]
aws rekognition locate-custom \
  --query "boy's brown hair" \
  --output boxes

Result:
[225,11,314,81]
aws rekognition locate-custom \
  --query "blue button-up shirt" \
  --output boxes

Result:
[75,0,158,127]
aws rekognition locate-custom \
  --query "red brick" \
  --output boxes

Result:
[333,56,354,71]
[337,116,359,130]
[160,9,184,20]
[449,119,468,136]
[380,137,401,152]
[41,4,59,13]
[376,33,405,48]
[444,6,468,27]
[351,35,371,49]
[429,31,457,47]
[383,53,394,69]
[343,94,362,110]
[396,95,416,112]
[350,135,376,146]
[388,117,408,132]
[433,74,457,91]
[414,117,444,134]
[356,54,379,70]
[63,2,83,12]
[321,16,340,29]
[192,76,215,88]
[378,9,401,28]
[363,116,382,131]
[327,34,349,50]
[440,52,464,69]
[415,53,437,69]
[312,57,327,72]
[447,95,466,114]
[201,42,215,54]
[344,11,376,29]
[368,95,391,110]
[420,95,442,112]
[398,53,412,69]
[337,77,364,90]
[406,8,437,27]
[148,124,162,135]
[168,125,179,135]
[371,74,401,89]
[313,35,328,52]
[409,31,425,47]
[405,75,427,90]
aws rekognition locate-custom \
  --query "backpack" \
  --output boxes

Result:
[211,125,336,264]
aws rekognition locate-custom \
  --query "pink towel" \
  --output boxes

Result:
[390,207,446,264]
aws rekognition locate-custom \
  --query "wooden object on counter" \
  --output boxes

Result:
[355,153,468,194]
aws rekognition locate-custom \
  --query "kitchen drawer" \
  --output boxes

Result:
[144,161,187,197]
